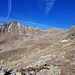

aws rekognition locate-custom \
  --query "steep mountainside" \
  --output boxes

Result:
[0,21,75,75]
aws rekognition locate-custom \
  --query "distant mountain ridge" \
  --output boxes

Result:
[0,21,67,37]
[0,20,65,52]
[0,21,43,35]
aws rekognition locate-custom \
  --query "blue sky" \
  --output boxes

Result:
[0,0,75,29]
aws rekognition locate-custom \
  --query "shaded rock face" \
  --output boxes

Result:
[0,23,8,34]
[0,21,18,34]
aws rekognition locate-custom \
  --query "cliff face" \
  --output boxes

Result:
[0,21,75,75]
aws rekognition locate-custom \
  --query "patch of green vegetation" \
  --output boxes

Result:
[47,66,60,75]
[16,72,21,75]
[62,43,72,47]
[0,70,4,75]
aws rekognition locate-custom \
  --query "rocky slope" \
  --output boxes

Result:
[0,21,75,75]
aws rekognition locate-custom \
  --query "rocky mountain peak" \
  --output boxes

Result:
[69,25,75,31]
[0,20,19,34]
[68,25,75,39]
[0,21,44,39]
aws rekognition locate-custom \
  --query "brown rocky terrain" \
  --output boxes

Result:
[0,21,75,75]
